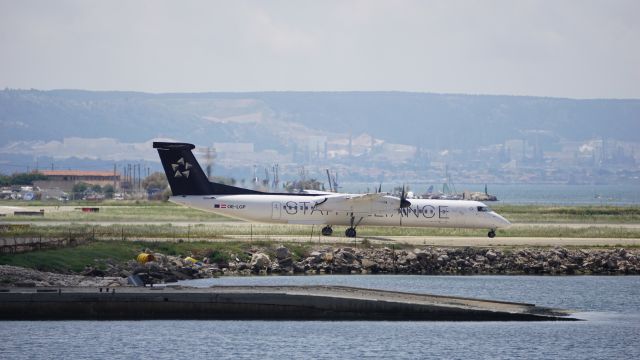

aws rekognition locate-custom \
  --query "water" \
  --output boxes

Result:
[343,182,640,205]
[2,275,639,359]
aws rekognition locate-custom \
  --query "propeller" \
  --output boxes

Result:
[400,184,411,208]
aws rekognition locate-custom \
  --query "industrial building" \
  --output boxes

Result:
[33,170,120,192]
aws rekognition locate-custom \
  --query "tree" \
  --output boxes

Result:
[8,172,48,185]
[91,184,102,193]
[72,182,88,193]
[103,184,115,199]
[142,172,168,192]
[72,182,89,199]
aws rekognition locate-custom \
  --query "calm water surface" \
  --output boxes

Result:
[1,275,639,359]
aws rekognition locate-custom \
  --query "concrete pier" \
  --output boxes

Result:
[0,285,575,321]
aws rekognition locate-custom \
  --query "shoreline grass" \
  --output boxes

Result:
[0,240,316,273]
[1,222,639,239]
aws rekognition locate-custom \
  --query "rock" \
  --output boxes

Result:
[334,250,356,263]
[275,246,291,260]
[413,249,428,259]
[485,250,498,261]
[361,259,377,270]
[82,267,106,277]
[278,257,293,267]
[250,253,272,270]
[437,255,449,264]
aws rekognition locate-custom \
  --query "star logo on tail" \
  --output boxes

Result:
[171,157,193,178]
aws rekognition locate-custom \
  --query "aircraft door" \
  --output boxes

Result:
[271,202,281,220]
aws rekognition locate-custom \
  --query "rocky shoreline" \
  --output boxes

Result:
[2,246,639,287]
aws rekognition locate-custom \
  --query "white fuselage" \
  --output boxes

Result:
[170,194,511,230]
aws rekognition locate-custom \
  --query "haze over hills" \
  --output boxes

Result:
[1,89,639,184]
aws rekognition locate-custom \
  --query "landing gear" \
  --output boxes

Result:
[488,229,496,238]
[321,226,333,236]
[345,213,363,238]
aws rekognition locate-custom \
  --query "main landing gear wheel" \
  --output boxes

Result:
[345,213,363,238]
[488,229,496,238]
[321,226,333,236]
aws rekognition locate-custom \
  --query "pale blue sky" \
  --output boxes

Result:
[0,0,638,98]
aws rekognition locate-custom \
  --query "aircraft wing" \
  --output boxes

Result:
[313,193,401,213]
[301,189,335,195]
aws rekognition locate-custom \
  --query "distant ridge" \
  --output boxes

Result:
[1,89,639,150]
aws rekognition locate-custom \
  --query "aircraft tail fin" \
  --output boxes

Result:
[153,142,262,196]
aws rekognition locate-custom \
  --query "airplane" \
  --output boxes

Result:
[154,142,511,238]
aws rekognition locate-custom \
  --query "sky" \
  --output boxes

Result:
[0,0,638,99]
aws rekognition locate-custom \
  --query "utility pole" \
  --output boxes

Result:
[272,164,279,190]
[137,163,141,192]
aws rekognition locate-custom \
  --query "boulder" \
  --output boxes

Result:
[250,253,272,269]
[361,259,377,270]
[278,257,293,267]
[437,255,449,264]
[485,250,498,261]
[323,252,334,262]
[275,246,291,260]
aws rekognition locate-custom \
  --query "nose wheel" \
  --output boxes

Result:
[321,226,333,236]
[345,228,357,238]
[488,229,496,238]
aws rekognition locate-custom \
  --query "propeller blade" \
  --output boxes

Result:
[400,184,411,208]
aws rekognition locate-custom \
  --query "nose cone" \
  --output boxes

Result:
[492,212,512,229]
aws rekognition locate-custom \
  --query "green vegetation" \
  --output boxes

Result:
[0,199,176,207]
[1,222,640,239]
[356,225,640,238]
[0,240,313,273]
[0,172,48,186]
[492,204,640,223]
[0,241,137,273]
[1,203,639,239]
[2,203,229,222]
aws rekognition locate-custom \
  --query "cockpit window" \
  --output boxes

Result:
[477,206,491,212]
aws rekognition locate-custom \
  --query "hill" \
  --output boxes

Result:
[2,89,639,151]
